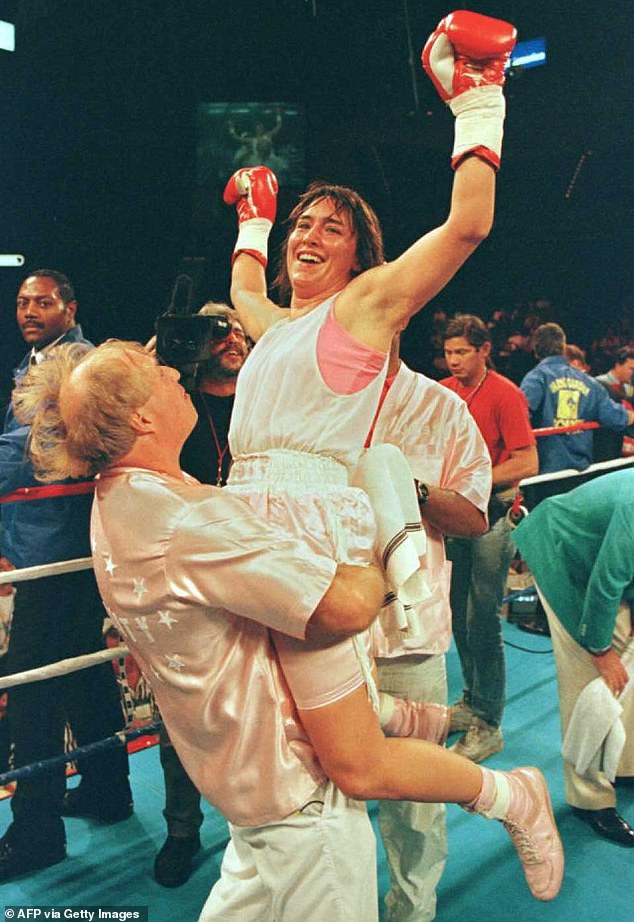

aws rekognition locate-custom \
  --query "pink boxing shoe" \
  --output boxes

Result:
[465,766,564,901]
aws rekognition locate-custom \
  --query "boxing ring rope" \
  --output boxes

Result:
[531,420,600,437]
[520,453,634,486]
[0,562,153,790]
[0,643,130,689]
[0,556,93,584]
[0,721,163,787]
[0,480,95,506]
[511,420,634,497]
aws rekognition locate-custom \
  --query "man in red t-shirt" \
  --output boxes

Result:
[441,314,538,762]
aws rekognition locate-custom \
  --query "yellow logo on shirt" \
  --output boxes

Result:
[548,377,590,428]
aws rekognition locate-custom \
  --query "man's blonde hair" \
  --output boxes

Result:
[12,340,153,482]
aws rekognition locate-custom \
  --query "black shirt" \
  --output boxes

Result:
[180,391,235,486]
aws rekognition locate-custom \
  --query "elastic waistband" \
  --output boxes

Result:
[229,450,349,490]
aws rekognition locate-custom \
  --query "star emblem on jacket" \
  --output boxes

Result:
[132,577,148,602]
[165,653,185,672]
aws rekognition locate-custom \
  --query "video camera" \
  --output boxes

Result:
[155,274,232,380]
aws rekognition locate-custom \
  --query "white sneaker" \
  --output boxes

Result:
[451,717,504,762]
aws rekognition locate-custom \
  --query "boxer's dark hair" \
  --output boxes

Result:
[274,182,384,304]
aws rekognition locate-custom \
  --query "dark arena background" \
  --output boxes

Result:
[0,0,632,388]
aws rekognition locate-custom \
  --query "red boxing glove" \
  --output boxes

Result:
[223,166,279,268]
[422,10,516,102]
[422,11,517,170]
[223,166,278,222]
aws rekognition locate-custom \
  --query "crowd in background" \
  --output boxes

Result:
[412,297,634,385]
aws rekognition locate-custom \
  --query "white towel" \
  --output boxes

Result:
[351,443,431,637]
[562,643,634,782]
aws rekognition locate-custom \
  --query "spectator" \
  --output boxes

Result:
[441,314,537,762]
[563,344,589,373]
[494,332,535,386]
[0,269,131,882]
[520,323,634,474]
[596,348,634,397]
[594,348,634,461]
[589,326,625,375]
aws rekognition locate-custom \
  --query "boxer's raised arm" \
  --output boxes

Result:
[224,166,287,340]
[337,11,516,350]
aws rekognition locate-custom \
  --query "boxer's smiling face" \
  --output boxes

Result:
[287,198,359,303]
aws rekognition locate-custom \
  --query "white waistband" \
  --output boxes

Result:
[229,450,349,489]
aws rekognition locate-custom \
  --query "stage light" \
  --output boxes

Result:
[508,37,547,71]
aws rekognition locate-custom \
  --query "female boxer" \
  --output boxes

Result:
[223,11,563,902]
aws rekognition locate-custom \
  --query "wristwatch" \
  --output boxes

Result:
[415,480,430,507]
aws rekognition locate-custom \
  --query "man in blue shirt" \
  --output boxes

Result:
[0,270,131,881]
[520,323,634,473]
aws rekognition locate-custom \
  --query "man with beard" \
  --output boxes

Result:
[153,301,251,887]
[179,302,249,487]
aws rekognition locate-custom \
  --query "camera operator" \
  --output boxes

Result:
[179,303,249,487]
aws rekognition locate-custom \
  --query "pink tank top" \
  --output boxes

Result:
[316,304,386,394]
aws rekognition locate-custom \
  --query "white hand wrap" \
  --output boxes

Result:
[233,217,273,266]
[449,84,506,169]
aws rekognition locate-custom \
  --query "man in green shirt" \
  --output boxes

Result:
[513,469,634,845]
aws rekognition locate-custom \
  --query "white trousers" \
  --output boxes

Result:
[198,781,378,922]
[377,653,448,922]
[540,593,634,809]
